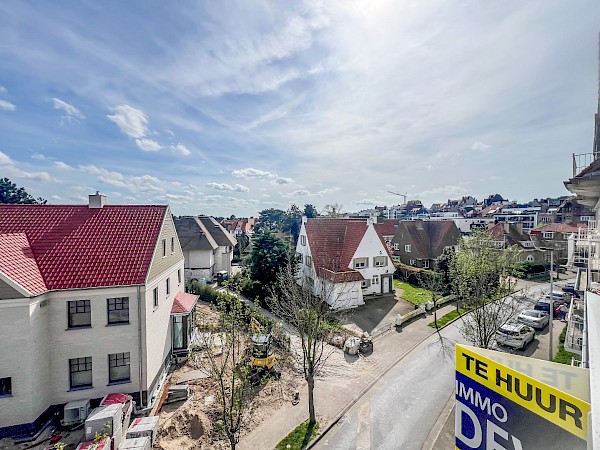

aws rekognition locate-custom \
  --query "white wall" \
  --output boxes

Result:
[187,248,214,270]
[350,223,395,296]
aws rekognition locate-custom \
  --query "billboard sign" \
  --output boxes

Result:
[455,344,590,450]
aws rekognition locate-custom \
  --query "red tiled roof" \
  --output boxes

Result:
[0,204,167,291]
[0,233,47,295]
[374,219,399,237]
[305,218,368,282]
[530,222,587,234]
[171,291,198,314]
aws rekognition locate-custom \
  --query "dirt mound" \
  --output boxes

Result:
[156,400,215,450]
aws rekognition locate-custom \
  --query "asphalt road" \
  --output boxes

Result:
[314,282,554,450]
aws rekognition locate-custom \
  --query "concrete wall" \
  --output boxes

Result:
[186,248,214,270]
[350,224,395,296]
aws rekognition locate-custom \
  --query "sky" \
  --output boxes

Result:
[0,1,599,217]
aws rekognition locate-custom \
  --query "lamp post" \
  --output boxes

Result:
[548,249,554,362]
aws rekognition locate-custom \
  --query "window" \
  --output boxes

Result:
[305,255,312,266]
[405,244,411,252]
[361,279,371,289]
[300,235,306,246]
[353,257,368,269]
[107,297,129,324]
[108,353,131,383]
[393,243,399,250]
[68,300,91,328]
[166,278,171,296]
[374,256,387,267]
[543,232,554,239]
[372,275,379,285]
[153,287,159,308]
[423,260,430,269]
[409,259,416,266]
[526,255,534,262]
[178,269,182,284]
[162,239,166,257]
[69,357,92,389]
[0,377,11,397]
[171,237,175,253]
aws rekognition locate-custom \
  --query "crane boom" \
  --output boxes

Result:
[387,191,407,204]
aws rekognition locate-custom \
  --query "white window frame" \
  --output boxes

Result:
[300,235,306,246]
[405,244,411,252]
[409,259,416,266]
[305,255,312,266]
[354,257,368,269]
[423,260,429,269]
[372,275,379,285]
[393,243,399,251]
[361,279,371,289]
[543,232,554,239]
[374,256,387,267]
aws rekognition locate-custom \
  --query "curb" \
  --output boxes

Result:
[306,307,460,449]
[421,389,456,450]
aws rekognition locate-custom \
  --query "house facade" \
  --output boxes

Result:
[487,223,545,264]
[174,216,237,283]
[0,194,192,437]
[390,220,461,269]
[296,217,395,309]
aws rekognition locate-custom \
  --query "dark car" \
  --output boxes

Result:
[562,286,581,299]
[534,298,560,313]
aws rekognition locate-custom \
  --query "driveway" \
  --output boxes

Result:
[339,294,415,334]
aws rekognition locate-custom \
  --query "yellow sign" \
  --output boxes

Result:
[455,344,590,449]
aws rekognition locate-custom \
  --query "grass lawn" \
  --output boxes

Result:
[275,420,319,450]
[393,280,433,305]
[554,323,580,365]
[428,307,467,328]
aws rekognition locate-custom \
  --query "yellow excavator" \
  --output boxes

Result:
[248,318,280,384]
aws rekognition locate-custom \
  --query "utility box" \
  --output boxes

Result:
[85,404,124,449]
[126,416,159,445]
[118,437,151,450]
[100,393,134,432]
[62,399,92,426]
[76,436,111,450]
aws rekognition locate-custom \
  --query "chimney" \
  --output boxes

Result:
[302,215,308,224]
[89,191,107,209]
[503,222,510,234]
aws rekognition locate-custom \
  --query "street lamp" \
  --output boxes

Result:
[536,245,555,361]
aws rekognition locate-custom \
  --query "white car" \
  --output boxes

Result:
[517,309,549,330]
[495,323,535,349]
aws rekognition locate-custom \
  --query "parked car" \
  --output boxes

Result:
[562,286,581,299]
[534,298,560,313]
[546,291,571,303]
[495,323,535,349]
[517,309,549,329]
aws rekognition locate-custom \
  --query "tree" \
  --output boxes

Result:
[416,267,445,332]
[257,208,286,231]
[196,294,255,450]
[268,263,336,426]
[322,203,344,217]
[246,231,291,300]
[282,204,302,244]
[450,232,524,349]
[304,204,318,218]
[0,178,46,204]
[436,247,455,294]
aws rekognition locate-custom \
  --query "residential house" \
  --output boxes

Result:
[390,220,461,269]
[487,223,545,264]
[174,216,237,283]
[530,222,585,266]
[0,194,194,437]
[221,217,256,238]
[296,217,395,309]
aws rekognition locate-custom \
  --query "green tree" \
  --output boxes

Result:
[282,204,302,244]
[450,232,523,349]
[247,231,291,300]
[0,178,47,204]
[257,208,286,231]
[303,204,318,218]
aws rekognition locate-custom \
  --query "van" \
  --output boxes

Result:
[495,323,535,349]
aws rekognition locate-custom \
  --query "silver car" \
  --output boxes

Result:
[495,323,535,349]
[517,309,549,330]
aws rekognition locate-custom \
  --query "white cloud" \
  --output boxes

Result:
[52,98,85,123]
[0,99,16,111]
[471,141,491,152]
[135,138,162,152]
[206,182,249,192]
[171,143,191,156]
[0,151,13,165]
[232,168,275,179]
[79,164,165,195]
[272,176,294,185]
[289,189,310,197]
[355,199,377,206]
[107,105,148,138]
[31,152,48,160]
[53,161,73,170]
[0,86,6,93]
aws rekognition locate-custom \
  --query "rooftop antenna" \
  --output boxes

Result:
[388,191,407,204]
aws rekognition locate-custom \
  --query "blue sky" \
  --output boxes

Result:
[0,1,599,216]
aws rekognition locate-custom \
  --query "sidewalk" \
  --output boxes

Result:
[238,302,459,450]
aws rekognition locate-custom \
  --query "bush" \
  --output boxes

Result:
[554,324,579,365]
[188,281,219,303]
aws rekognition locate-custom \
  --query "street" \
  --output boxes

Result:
[314,281,561,450]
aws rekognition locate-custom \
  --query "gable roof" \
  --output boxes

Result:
[0,204,167,292]
[175,216,219,251]
[487,223,534,248]
[0,233,47,295]
[531,222,587,234]
[374,219,399,237]
[171,291,198,315]
[395,220,460,260]
[197,216,237,247]
[304,218,368,282]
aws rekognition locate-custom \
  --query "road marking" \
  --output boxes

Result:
[356,401,370,450]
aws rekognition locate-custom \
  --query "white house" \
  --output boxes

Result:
[174,216,237,282]
[296,217,395,309]
[0,194,195,438]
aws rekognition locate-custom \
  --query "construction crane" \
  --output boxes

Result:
[388,191,407,204]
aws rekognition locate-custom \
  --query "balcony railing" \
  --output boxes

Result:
[573,152,597,177]
[564,300,585,355]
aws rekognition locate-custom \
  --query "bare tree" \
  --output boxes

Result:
[195,295,255,450]
[322,203,344,217]
[268,263,341,426]
[450,232,524,349]
[416,266,444,332]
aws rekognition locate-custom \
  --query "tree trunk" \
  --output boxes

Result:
[307,374,316,425]
[433,303,439,331]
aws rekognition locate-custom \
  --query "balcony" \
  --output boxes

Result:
[564,298,585,355]
[572,152,597,177]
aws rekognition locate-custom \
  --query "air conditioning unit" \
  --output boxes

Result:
[61,399,92,426]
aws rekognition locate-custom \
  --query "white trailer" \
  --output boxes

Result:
[118,436,151,450]
[125,416,159,445]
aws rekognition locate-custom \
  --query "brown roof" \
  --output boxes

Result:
[530,222,587,235]
[394,220,460,260]
[374,219,399,237]
[487,223,532,248]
